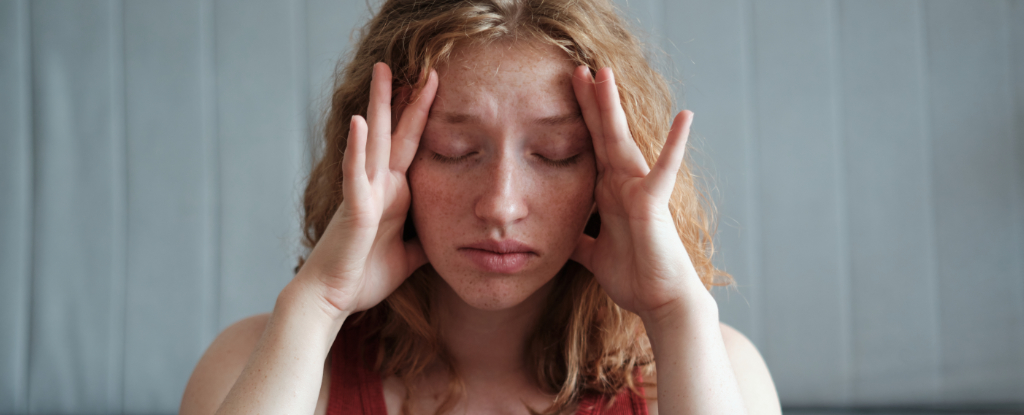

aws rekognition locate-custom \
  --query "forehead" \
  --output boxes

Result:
[431,41,579,120]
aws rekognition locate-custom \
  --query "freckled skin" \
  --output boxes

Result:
[407,42,596,311]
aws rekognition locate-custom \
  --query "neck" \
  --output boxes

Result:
[433,277,554,383]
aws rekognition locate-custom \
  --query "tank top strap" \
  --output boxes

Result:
[575,390,648,415]
[326,314,388,415]
[574,374,650,415]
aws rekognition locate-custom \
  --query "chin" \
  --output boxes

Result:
[438,270,555,311]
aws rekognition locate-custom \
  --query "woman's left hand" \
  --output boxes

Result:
[570,66,713,325]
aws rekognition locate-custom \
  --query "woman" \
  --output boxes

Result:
[181,0,780,413]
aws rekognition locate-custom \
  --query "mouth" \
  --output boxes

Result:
[459,240,537,274]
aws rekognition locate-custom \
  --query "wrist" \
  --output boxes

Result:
[282,270,356,320]
[639,289,719,343]
[273,280,350,353]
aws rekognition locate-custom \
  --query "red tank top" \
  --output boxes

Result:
[326,318,649,415]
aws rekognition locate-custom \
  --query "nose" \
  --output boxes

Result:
[474,152,528,230]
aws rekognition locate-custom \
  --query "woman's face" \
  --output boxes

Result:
[408,42,596,311]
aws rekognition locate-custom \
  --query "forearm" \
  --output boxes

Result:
[215,283,347,415]
[643,293,748,415]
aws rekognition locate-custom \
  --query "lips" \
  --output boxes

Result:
[459,239,537,274]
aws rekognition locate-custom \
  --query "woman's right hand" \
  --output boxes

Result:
[292,62,439,319]
[186,64,438,415]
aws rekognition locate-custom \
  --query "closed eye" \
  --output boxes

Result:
[431,152,476,164]
[536,153,582,167]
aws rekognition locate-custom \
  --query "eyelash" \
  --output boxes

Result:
[431,152,581,167]
[538,154,582,167]
[431,152,474,164]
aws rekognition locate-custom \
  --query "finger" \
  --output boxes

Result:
[343,116,367,178]
[645,110,692,199]
[570,233,596,272]
[593,68,649,177]
[366,62,393,177]
[391,69,438,172]
[343,115,368,193]
[571,66,608,169]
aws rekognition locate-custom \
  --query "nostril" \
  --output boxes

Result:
[475,183,527,226]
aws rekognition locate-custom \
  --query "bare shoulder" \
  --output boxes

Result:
[180,314,271,415]
[719,322,782,415]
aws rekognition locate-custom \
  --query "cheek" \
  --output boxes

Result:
[408,159,460,237]
[535,165,596,241]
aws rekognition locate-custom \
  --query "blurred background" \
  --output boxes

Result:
[1,0,1022,413]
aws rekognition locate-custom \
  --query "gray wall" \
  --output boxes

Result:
[0,0,1022,413]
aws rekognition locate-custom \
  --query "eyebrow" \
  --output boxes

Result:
[433,111,582,125]
[536,112,583,126]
